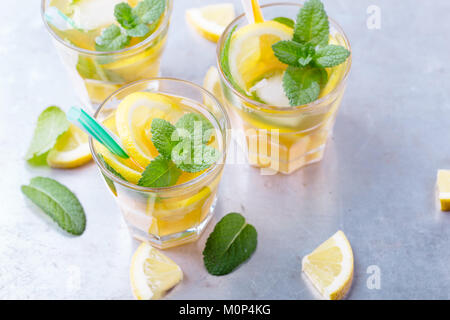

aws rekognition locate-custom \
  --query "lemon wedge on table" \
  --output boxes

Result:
[437,170,450,211]
[47,124,92,168]
[227,20,293,91]
[130,242,183,300]
[186,3,236,42]
[115,92,179,169]
[302,230,354,300]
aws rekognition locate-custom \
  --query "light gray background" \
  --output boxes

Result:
[1,0,450,299]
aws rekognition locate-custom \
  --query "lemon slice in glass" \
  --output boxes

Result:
[115,92,178,168]
[228,20,293,91]
[437,170,450,211]
[186,3,235,42]
[302,230,354,300]
[130,242,183,300]
[47,124,92,168]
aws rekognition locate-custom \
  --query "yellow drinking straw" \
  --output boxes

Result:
[242,0,264,23]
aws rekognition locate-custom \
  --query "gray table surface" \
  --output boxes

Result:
[1,0,450,300]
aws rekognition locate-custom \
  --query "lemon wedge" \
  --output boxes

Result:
[115,92,177,168]
[302,230,354,300]
[437,170,450,211]
[228,20,292,90]
[130,242,183,300]
[94,115,143,184]
[47,124,92,168]
[186,3,235,42]
[203,66,224,106]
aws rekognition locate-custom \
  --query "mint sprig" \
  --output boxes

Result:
[138,155,181,187]
[137,113,220,188]
[203,213,257,276]
[21,177,86,235]
[95,0,165,52]
[25,106,70,165]
[272,0,350,106]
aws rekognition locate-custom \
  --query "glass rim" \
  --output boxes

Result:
[216,1,352,113]
[89,77,230,194]
[40,0,173,56]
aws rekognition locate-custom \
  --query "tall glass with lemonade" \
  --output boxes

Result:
[217,1,351,174]
[41,0,172,107]
[90,79,229,249]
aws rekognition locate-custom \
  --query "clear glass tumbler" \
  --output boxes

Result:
[217,2,351,174]
[41,0,172,108]
[89,79,230,249]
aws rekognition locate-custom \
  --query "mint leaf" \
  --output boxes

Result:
[203,213,257,276]
[138,155,181,187]
[21,177,86,235]
[273,17,294,28]
[283,66,327,105]
[293,0,329,46]
[172,144,219,173]
[151,118,177,159]
[127,23,150,37]
[133,0,165,24]
[25,106,70,164]
[95,24,130,51]
[76,56,124,82]
[175,113,213,144]
[314,44,350,68]
[115,3,139,29]
[272,40,315,67]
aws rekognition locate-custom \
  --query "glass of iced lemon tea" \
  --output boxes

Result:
[90,78,229,249]
[41,0,172,108]
[217,2,351,174]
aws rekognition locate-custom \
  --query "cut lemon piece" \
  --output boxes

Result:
[203,66,224,106]
[228,20,293,90]
[186,3,235,42]
[94,115,143,184]
[302,230,354,300]
[437,170,450,211]
[47,124,92,168]
[130,242,183,300]
[115,92,177,168]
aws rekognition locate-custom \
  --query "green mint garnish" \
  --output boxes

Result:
[21,177,86,235]
[283,66,327,106]
[138,154,182,187]
[133,0,165,25]
[150,118,177,159]
[273,17,295,28]
[272,0,350,106]
[25,106,70,165]
[95,24,130,51]
[76,56,124,82]
[95,0,165,51]
[314,44,351,68]
[203,213,257,276]
[137,112,220,187]
[293,0,329,46]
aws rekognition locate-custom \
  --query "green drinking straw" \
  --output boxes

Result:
[68,107,129,159]
[44,6,83,31]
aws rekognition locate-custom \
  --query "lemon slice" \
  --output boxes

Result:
[94,115,143,184]
[130,242,183,300]
[186,3,235,42]
[203,66,224,106]
[47,124,92,168]
[302,230,354,300]
[228,20,293,90]
[437,170,450,211]
[115,92,177,168]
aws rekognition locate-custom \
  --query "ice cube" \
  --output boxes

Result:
[71,0,123,30]
[249,73,291,107]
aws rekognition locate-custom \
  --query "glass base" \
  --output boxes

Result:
[127,196,217,249]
